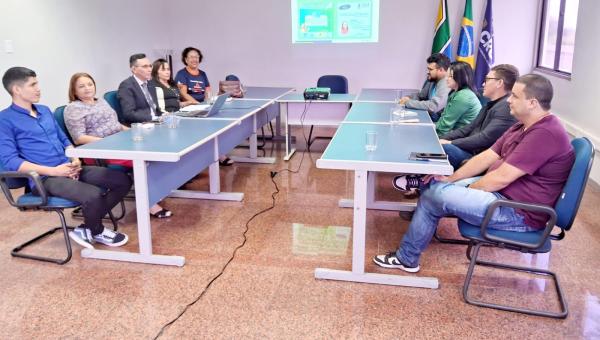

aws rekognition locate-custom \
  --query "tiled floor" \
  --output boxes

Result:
[1,130,599,339]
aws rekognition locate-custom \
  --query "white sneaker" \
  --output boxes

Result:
[92,228,128,247]
[68,226,95,249]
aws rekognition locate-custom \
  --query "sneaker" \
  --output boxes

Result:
[373,252,420,273]
[92,228,128,247]
[399,211,415,221]
[69,226,95,249]
[392,174,423,192]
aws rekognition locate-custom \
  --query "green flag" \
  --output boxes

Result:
[432,0,452,58]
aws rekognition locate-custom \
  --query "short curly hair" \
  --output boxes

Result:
[181,47,203,66]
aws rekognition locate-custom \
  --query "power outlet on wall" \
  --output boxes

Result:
[4,40,14,54]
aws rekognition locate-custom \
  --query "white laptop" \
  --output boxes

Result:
[176,93,230,118]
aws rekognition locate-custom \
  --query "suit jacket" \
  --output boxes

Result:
[441,95,516,155]
[117,76,160,124]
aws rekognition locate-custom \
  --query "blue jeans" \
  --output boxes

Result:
[396,177,536,267]
[442,143,473,170]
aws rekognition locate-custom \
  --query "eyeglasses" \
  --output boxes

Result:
[484,77,500,82]
[136,64,152,69]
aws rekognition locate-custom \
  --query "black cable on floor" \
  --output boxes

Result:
[153,100,314,338]
[273,100,313,176]
[153,174,281,339]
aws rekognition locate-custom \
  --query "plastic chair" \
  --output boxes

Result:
[307,75,349,148]
[458,137,594,318]
[0,164,79,264]
[103,91,125,124]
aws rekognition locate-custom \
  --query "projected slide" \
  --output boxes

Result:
[291,0,379,43]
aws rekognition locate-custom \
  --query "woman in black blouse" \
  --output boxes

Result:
[150,58,192,113]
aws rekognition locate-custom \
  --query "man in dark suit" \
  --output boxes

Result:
[439,64,520,169]
[117,53,159,124]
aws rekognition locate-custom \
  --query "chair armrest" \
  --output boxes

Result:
[0,171,48,208]
[479,199,557,249]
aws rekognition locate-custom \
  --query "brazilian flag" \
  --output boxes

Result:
[456,0,475,68]
[432,0,452,59]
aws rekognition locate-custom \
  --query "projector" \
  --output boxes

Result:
[303,87,331,100]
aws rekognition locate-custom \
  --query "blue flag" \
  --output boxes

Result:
[474,0,494,92]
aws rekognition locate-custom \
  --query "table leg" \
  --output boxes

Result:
[282,102,296,161]
[170,135,244,201]
[315,170,438,288]
[80,159,185,266]
[338,172,416,211]
[230,113,276,164]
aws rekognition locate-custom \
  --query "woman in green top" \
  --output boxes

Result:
[435,61,481,136]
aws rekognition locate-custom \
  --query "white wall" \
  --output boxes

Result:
[0,0,170,109]
[167,0,538,93]
[537,0,600,184]
[1,0,539,110]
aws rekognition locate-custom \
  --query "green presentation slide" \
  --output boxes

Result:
[291,0,379,43]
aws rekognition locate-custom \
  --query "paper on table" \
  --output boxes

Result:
[180,104,210,112]
[397,118,420,123]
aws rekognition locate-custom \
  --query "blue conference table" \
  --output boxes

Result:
[315,112,453,288]
[344,101,431,125]
[242,86,295,100]
[239,86,294,145]
[277,93,357,160]
[65,87,293,266]
[339,101,433,212]
[66,119,240,266]
[355,88,419,103]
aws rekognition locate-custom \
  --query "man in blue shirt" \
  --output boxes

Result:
[0,67,131,249]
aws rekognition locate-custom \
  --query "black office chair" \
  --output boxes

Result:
[306,75,349,149]
[458,137,594,318]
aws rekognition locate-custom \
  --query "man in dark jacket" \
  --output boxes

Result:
[117,53,159,124]
[439,64,520,169]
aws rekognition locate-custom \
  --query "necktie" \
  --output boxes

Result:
[141,82,157,117]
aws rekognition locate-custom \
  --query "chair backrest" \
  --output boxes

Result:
[53,105,75,145]
[554,137,595,230]
[317,75,348,94]
[225,74,240,81]
[103,91,125,124]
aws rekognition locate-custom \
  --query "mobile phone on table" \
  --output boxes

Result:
[414,152,447,160]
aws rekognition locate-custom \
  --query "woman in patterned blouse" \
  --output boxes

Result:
[64,72,172,219]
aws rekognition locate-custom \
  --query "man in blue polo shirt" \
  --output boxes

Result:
[0,67,132,249]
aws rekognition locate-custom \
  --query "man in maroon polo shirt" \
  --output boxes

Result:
[374,74,575,273]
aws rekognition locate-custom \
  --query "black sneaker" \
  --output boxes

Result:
[68,226,95,249]
[92,228,128,247]
[392,175,423,192]
[399,211,414,221]
[373,252,420,273]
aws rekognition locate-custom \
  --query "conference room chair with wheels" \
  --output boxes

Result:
[53,105,127,222]
[307,75,349,149]
[458,137,594,318]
